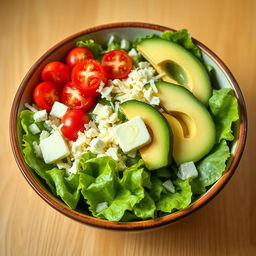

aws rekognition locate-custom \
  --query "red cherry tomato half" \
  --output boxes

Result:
[41,61,71,87]
[33,81,61,112]
[71,59,107,96]
[61,110,90,141]
[66,47,94,69]
[61,82,96,111]
[101,49,133,79]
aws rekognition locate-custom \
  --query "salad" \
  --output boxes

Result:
[19,29,239,222]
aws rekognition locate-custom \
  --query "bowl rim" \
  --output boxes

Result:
[10,21,247,231]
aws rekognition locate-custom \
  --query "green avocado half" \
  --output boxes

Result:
[155,81,216,164]
[137,38,212,105]
[120,100,172,170]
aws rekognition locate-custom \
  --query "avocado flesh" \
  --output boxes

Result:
[156,81,216,164]
[137,38,212,105]
[120,100,172,170]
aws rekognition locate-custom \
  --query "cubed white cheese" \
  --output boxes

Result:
[177,161,198,180]
[28,123,41,134]
[39,132,70,164]
[106,147,118,160]
[120,39,130,51]
[50,101,68,119]
[34,110,48,122]
[162,179,175,193]
[113,116,151,153]
[90,138,105,154]
[25,103,38,112]
[128,48,138,57]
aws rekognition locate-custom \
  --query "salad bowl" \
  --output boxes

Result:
[10,22,247,231]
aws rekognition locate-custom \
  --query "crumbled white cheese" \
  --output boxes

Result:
[120,39,130,51]
[150,96,160,105]
[56,161,71,170]
[90,138,105,154]
[162,179,175,193]
[128,48,139,57]
[29,123,41,134]
[106,147,118,161]
[177,161,198,180]
[34,110,48,122]
[99,62,161,106]
[149,79,158,93]
[50,101,68,119]
[68,61,163,171]
[138,61,151,69]
[25,103,39,112]
[67,159,79,174]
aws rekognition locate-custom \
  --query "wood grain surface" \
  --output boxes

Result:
[1,0,255,255]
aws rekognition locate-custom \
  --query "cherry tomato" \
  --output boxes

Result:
[33,81,60,112]
[101,50,133,79]
[71,59,107,96]
[61,110,90,141]
[41,61,70,87]
[61,82,96,111]
[66,47,94,69]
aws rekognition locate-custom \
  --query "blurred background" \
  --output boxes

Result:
[0,0,255,255]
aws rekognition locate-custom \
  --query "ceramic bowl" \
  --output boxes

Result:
[10,22,247,231]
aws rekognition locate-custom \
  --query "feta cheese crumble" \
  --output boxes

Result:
[34,110,48,122]
[97,62,163,106]
[70,104,127,171]
[177,161,198,180]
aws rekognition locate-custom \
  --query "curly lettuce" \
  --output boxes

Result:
[209,88,239,142]
[20,110,56,193]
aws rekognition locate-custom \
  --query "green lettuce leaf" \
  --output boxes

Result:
[132,33,159,48]
[79,155,150,221]
[150,175,164,201]
[19,110,56,193]
[76,39,103,58]
[156,178,192,213]
[209,88,239,142]
[161,29,202,60]
[134,192,156,219]
[132,29,202,60]
[192,140,230,194]
[102,42,120,54]
[46,169,81,209]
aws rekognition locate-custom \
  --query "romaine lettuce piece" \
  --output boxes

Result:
[47,169,80,209]
[156,178,192,213]
[20,110,56,193]
[192,140,230,194]
[209,88,239,142]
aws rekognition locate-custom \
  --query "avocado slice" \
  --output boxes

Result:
[137,38,211,105]
[120,100,172,170]
[156,81,216,164]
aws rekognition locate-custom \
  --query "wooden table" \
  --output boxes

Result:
[1,0,255,255]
